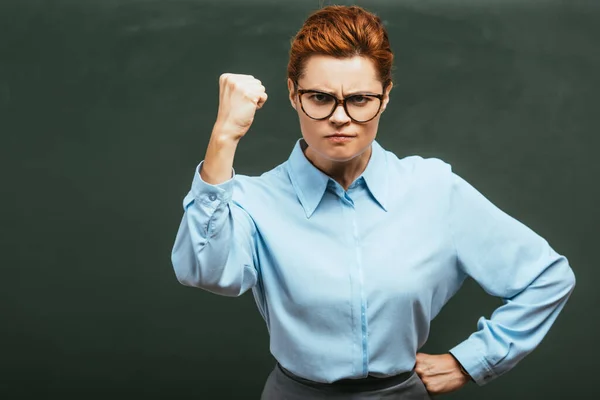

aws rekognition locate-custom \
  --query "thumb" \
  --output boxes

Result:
[256,92,268,109]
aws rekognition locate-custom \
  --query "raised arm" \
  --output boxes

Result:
[171,73,268,297]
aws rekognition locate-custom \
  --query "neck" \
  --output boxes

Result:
[302,140,372,191]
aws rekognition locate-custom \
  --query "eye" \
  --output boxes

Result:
[348,95,371,105]
[309,93,331,103]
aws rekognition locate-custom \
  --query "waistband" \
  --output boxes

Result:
[277,363,414,392]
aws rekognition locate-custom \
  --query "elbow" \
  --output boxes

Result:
[179,274,247,297]
[173,271,242,297]
[558,253,576,290]
[201,281,247,297]
[176,272,244,297]
[552,255,576,301]
[564,263,576,295]
[173,266,200,288]
[171,248,194,286]
[171,249,209,289]
[171,252,247,297]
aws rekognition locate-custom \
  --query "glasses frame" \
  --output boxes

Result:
[296,87,385,123]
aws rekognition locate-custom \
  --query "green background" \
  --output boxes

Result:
[2,0,597,398]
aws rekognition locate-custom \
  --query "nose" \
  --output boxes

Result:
[329,104,351,124]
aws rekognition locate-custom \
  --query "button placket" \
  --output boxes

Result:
[338,191,360,375]
[352,206,368,376]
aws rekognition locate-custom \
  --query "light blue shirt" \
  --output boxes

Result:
[171,138,575,385]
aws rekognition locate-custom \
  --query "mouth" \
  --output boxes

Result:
[325,133,356,143]
[325,133,356,138]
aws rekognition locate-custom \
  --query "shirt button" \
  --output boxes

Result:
[208,193,217,201]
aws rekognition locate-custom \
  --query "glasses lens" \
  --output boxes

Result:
[345,95,381,122]
[300,92,381,122]
[300,92,336,119]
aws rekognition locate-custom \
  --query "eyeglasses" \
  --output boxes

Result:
[296,87,384,123]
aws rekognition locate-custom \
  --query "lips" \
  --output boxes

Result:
[326,133,355,138]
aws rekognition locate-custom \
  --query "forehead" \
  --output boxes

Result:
[299,55,380,92]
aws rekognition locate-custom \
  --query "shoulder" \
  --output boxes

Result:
[230,162,291,203]
[385,151,454,183]
[233,162,287,188]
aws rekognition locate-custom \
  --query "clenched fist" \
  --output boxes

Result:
[214,73,268,141]
[415,352,471,395]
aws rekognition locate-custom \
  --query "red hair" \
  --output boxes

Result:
[288,5,393,91]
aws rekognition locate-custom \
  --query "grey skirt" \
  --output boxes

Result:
[260,364,433,400]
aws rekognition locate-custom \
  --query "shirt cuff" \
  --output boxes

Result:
[190,161,235,206]
[449,339,496,386]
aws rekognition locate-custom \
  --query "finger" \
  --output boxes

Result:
[238,74,259,83]
[256,92,268,109]
[414,360,424,374]
[246,83,265,92]
[218,73,231,83]
[219,74,257,87]
[247,87,266,101]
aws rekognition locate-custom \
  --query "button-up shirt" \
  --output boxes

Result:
[171,138,575,385]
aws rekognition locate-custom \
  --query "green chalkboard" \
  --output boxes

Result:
[2,0,598,398]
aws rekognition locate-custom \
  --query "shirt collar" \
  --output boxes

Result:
[286,138,389,218]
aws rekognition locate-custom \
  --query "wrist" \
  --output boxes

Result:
[212,120,247,142]
[448,353,473,381]
[458,363,470,378]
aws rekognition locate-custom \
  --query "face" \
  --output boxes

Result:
[287,55,392,165]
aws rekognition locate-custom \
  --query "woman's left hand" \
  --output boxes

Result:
[415,352,472,395]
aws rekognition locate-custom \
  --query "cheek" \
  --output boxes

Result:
[298,114,321,135]
[364,117,381,136]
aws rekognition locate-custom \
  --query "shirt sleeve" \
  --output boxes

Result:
[446,170,576,386]
[170,161,259,297]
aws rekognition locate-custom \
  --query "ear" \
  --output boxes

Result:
[381,81,393,112]
[287,78,297,110]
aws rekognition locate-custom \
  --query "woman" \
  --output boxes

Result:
[171,5,575,399]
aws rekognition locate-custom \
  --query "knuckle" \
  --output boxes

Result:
[231,80,243,91]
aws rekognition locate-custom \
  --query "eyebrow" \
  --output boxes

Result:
[301,88,380,96]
